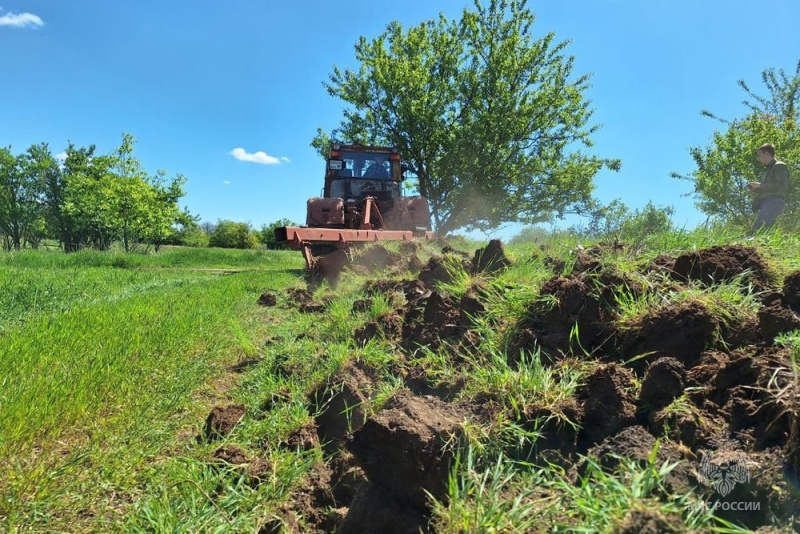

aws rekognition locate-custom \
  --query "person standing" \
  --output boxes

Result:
[748,143,789,235]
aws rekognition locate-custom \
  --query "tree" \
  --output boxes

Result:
[507,225,552,245]
[106,134,188,252]
[0,147,24,250]
[209,220,259,249]
[567,199,674,241]
[619,202,674,240]
[22,144,61,248]
[173,217,210,247]
[569,199,630,238]
[25,142,93,252]
[54,134,188,252]
[312,0,619,235]
[0,135,190,252]
[674,61,800,228]
[148,174,188,251]
[60,145,118,250]
[200,221,216,235]
[0,147,42,250]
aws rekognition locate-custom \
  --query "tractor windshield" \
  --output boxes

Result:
[336,151,391,179]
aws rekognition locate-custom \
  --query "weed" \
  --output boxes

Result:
[429,449,550,533]
[461,348,583,421]
[550,444,750,533]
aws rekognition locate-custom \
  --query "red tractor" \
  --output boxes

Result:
[275,143,435,269]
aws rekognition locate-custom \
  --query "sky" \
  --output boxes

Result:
[2,1,799,241]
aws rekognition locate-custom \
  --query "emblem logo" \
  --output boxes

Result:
[698,451,750,497]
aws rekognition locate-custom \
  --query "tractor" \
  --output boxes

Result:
[275,144,435,271]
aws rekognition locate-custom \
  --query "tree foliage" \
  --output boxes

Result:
[0,147,42,250]
[209,220,259,249]
[569,199,674,241]
[170,219,210,248]
[313,0,619,235]
[0,133,190,251]
[675,61,800,228]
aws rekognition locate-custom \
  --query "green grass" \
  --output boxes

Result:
[430,444,751,534]
[0,247,298,330]
[546,449,750,533]
[430,450,549,533]
[0,247,304,532]
[2,225,800,533]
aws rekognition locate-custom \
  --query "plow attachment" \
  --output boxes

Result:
[275,225,436,269]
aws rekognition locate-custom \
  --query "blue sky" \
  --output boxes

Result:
[2,1,799,240]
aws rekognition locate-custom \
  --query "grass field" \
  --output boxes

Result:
[1,230,799,533]
[0,247,305,532]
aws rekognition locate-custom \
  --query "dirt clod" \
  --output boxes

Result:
[472,239,511,274]
[348,389,467,509]
[338,482,430,534]
[577,364,638,447]
[617,300,717,371]
[401,291,463,351]
[203,404,245,441]
[354,311,404,345]
[520,400,582,460]
[757,301,800,342]
[584,425,697,494]
[612,509,685,534]
[351,298,373,313]
[257,291,277,306]
[519,274,607,359]
[782,270,800,309]
[671,244,772,291]
[212,445,271,487]
[638,357,686,411]
[309,364,372,450]
[283,422,319,452]
[212,444,249,465]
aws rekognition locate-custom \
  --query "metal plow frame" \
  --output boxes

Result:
[275,225,436,268]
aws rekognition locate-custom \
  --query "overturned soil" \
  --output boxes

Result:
[227,242,800,532]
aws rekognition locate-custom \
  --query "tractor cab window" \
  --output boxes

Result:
[340,151,392,180]
[362,160,389,178]
[330,179,346,198]
[337,161,353,177]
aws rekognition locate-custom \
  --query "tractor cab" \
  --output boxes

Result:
[324,144,404,202]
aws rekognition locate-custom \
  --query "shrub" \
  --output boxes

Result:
[209,220,259,249]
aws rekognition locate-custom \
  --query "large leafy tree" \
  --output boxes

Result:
[674,61,800,228]
[312,0,619,235]
[0,147,40,250]
[60,144,118,250]
[106,134,187,252]
[23,143,63,248]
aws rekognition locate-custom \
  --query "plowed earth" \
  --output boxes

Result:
[214,241,800,532]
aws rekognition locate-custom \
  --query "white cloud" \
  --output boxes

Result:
[229,147,286,165]
[223,180,231,185]
[55,152,67,161]
[0,11,44,29]
[280,156,291,163]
